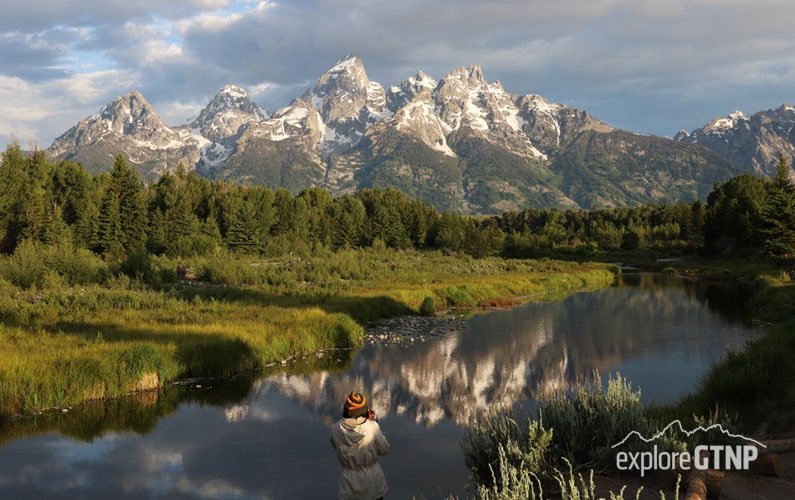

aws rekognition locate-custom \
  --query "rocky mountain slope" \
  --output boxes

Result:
[675,105,795,176]
[48,91,201,177]
[48,54,747,212]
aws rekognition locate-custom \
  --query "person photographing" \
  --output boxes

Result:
[330,391,390,500]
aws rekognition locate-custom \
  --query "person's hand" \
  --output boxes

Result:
[367,408,377,421]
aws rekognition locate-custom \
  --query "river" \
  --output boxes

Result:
[0,273,763,499]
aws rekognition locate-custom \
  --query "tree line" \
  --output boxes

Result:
[1,143,793,261]
[498,155,793,259]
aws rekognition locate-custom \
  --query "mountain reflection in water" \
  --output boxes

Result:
[0,274,762,499]
[259,273,758,428]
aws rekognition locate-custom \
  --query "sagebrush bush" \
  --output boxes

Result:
[475,455,658,500]
[463,374,681,498]
[540,374,655,469]
[462,411,552,490]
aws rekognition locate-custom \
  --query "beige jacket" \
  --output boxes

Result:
[330,416,390,499]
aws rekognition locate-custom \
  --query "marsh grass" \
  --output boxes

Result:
[0,246,615,414]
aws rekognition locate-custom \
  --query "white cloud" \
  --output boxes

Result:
[0,69,140,148]
[0,0,231,31]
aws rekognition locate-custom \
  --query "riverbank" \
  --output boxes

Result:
[0,248,616,415]
[459,255,794,498]
[650,263,795,434]
[562,252,794,434]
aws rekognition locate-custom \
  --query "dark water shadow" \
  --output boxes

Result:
[0,378,254,447]
[618,272,756,326]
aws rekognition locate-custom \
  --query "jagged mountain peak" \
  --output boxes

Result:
[198,85,267,119]
[704,110,748,132]
[408,71,437,90]
[326,53,365,74]
[187,84,268,142]
[441,64,487,87]
[48,90,196,177]
[313,54,369,99]
[78,89,173,138]
[387,71,438,111]
[218,84,248,98]
[777,104,795,114]
[98,90,155,122]
[265,53,387,156]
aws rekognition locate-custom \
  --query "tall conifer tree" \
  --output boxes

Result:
[761,154,795,258]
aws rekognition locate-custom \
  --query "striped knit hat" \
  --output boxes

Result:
[343,391,368,418]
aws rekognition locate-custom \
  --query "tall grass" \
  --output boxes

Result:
[475,453,680,500]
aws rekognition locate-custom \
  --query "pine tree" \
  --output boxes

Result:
[761,154,795,258]
[704,174,768,252]
[19,150,50,243]
[0,143,28,252]
[76,195,101,251]
[225,199,260,253]
[48,160,97,248]
[330,196,365,249]
[111,155,148,252]
[97,186,125,258]
[42,204,73,247]
[434,213,467,251]
[166,194,201,256]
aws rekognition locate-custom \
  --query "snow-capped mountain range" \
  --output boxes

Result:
[675,105,795,176]
[47,54,790,212]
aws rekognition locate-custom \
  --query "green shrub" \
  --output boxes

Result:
[464,375,690,498]
[51,247,109,285]
[419,296,436,316]
[0,240,47,289]
[119,249,153,281]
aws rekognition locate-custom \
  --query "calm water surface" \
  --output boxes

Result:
[0,274,763,499]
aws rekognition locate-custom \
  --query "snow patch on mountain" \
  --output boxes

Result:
[328,54,361,74]
[705,110,747,134]
[394,96,456,157]
[201,141,233,168]
[258,101,312,141]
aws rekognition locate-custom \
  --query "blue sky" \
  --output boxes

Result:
[2,0,794,149]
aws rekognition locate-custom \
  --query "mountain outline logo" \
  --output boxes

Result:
[611,419,767,449]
